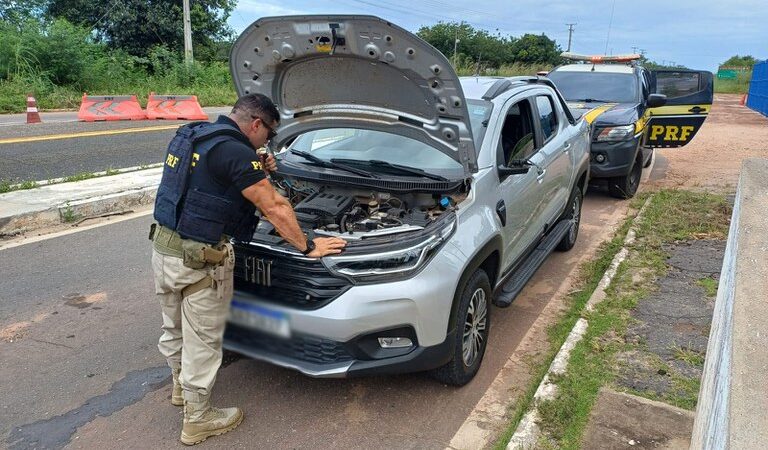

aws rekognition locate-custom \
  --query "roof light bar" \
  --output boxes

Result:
[561,52,641,63]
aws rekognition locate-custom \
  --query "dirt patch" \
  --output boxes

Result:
[615,239,725,408]
[63,292,107,309]
[582,388,694,450]
[650,94,768,191]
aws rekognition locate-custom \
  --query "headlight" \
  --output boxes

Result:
[594,125,635,142]
[323,219,456,283]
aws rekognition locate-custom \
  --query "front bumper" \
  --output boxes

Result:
[222,241,466,377]
[589,135,641,178]
[224,324,454,378]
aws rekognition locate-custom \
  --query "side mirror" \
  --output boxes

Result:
[647,93,667,108]
[498,164,530,178]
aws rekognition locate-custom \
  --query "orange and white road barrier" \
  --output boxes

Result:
[77,94,147,121]
[26,93,42,124]
[145,93,209,120]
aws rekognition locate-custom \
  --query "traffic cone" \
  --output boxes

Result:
[26,93,42,124]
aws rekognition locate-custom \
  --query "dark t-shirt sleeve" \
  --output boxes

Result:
[207,141,266,191]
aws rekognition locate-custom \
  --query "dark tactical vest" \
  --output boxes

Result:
[154,122,258,244]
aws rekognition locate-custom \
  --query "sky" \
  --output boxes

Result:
[226,0,767,71]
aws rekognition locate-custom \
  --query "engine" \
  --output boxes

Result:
[253,186,453,240]
[293,191,436,234]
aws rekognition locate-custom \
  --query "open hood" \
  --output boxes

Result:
[230,15,477,174]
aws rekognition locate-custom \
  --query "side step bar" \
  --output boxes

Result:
[493,219,571,308]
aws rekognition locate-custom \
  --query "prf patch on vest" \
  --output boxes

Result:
[251,161,263,171]
[165,153,180,171]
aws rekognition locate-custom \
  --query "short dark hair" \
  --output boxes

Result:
[231,93,279,124]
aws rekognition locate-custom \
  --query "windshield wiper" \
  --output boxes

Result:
[289,150,377,178]
[331,158,448,181]
[571,98,612,103]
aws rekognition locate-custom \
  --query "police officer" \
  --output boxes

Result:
[149,93,346,445]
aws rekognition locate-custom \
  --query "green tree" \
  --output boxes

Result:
[417,22,561,69]
[46,0,235,60]
[508,33,562,65]
[720,55,757,68]
[0,0,47,28]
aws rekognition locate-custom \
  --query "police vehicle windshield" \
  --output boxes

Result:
[547,72,639,104]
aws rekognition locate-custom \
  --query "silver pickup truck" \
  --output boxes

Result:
[223,15,590,385]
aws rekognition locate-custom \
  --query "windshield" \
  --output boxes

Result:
[283,100,492,178]
[547,71,638,103]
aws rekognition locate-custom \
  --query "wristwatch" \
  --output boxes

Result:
[302,238,316,255]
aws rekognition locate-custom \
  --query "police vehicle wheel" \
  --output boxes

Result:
[643,149,654,168]
[556,188,582,252]
[431,269,491,386]
[608,159,641,199]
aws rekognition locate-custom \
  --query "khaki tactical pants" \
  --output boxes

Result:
[152,244,235,401]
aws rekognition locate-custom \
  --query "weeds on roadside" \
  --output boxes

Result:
[63,172,97,183]
[532,190,731,449]
[60,201,80,223]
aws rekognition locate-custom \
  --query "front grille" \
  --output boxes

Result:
[225,324,354,364]
[233,242,350,310]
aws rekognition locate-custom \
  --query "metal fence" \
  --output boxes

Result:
[746,60,768,117]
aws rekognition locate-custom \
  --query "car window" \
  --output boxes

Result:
[655,71,701,99]
[535,95,558,142]
[499,99,536,165]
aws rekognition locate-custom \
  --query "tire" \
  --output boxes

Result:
[608,158,642,199]
[431,269,491,386]
[643,148,654,168]
[556,188,583,252]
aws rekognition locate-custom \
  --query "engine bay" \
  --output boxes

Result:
[253,178,463,241]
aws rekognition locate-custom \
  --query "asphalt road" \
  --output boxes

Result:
[0,108,229,183]
[0,188,632,449]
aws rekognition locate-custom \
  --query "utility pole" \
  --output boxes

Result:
[453,22,462,68]
[566,23,576,52]
[631,46,638,54]
[183,0,194,64]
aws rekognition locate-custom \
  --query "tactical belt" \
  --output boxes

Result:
[149,224,227,265]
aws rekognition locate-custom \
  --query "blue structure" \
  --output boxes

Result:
[747,61,768,117]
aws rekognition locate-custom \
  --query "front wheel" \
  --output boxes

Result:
[556,188,583,251]
[608,158,641,199]
[431,269,491,386]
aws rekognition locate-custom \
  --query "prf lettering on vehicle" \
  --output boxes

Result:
[649,125,696,142]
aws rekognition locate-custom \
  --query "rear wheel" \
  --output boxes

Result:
[556,188,583,251]
[431,269,491,386]
[608,158,641,199]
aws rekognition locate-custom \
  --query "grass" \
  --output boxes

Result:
[492,198,640,450]
[697,276,719,297]
[0,61,236,113]
[60,201,80,223]
[673,345,706,368]
[714,71,752,94]
[529,190,731,449]
[63,172,98,183]
[0,179,38,194]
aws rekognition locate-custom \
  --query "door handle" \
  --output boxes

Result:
[563,142,571,153]
[496,200,507,227]
[536,168,546,182]
[689,106,705,114]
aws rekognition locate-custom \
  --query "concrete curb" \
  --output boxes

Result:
[505,198,651,450]
[0,169,161,237]
[7,163,163,190]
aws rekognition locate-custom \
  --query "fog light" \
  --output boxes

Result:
[378,337,413,348]
[595,154,606,163]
